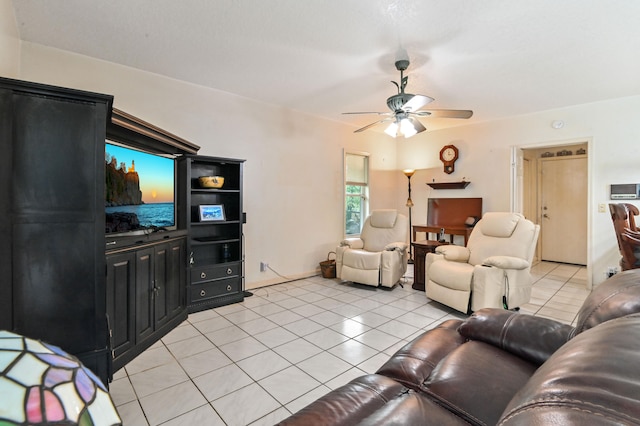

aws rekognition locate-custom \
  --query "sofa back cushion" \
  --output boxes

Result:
[466,212,539,267]
[361,210,407,252]
[425,340,537,426]
[499,314,640,425]
[573,269,640,336]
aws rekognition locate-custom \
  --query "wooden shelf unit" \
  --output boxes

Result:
[178,155,246,313]
[427,181,471,190]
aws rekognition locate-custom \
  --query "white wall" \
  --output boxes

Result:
[3,5,639,288]
[396,96,640,286]
[13,42,399,289]
[0,0,19,77]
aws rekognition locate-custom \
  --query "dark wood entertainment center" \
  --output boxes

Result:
[0,77,245,384]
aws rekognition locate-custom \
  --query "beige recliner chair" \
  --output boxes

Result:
[336,209,408,288]
[425,212,540,313]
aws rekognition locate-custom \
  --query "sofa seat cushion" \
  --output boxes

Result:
[500,314,640,425]
[424,340,538,426]
[428,261,474,291]
[343,249,381,270]
[356,390,472,426]
[277,373,471,426]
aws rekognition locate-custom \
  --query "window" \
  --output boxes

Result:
[344,151,369,236]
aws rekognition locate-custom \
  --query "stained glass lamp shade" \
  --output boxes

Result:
[0,330,122,425]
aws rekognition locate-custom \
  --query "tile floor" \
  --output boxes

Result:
[109,261,590,425]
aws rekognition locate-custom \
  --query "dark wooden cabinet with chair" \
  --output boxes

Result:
[610,203,640,271]
[412,198,482,246]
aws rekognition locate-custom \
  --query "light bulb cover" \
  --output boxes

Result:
[384,122,399,137]
[400,118,417,137]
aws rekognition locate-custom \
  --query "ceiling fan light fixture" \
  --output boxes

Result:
[384,121,399,137]
[400,118,417,138]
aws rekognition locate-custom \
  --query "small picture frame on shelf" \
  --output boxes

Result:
[198,204,225,222]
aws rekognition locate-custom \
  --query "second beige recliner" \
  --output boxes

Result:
[336,209,408,288]
[425,212,540,313]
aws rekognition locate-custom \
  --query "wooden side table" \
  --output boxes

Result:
[411,240,449,291]
[412,224,473,246]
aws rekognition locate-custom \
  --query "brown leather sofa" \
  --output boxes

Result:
[278,270,640,425]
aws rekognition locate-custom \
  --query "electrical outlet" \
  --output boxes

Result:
[260,262,268,272]
[606,266,618,278]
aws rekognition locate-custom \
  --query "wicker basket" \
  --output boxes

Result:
[319,251,337,278]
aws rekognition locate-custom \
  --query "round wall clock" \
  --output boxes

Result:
[439,144,459,174]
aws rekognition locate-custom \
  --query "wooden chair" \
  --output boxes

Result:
[609,203,640,270]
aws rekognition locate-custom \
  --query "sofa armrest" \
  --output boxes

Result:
[340,238,364,249]
[435,245,470,262]
[277,374,407,426]
[385,242,408,252]
[481,255,530,270]
[457,309,573,365]
[376,320,466,390]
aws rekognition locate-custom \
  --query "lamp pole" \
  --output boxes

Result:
[403,169,415,263]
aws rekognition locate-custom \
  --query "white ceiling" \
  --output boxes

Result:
[11,0,640,132]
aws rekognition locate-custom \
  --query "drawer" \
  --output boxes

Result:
[190,278,240,302]
[191,263,240,283]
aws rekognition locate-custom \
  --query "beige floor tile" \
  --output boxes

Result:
[193,363,253,402]
[109,262,590,423]
[138,380,207,425]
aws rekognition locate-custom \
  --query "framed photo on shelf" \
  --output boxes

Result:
[198,204,225,222]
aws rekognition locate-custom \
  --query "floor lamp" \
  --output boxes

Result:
[403,169,415,263]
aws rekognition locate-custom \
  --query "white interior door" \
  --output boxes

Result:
[539,156,587,265]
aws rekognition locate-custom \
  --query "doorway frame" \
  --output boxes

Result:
[510,137,593,289]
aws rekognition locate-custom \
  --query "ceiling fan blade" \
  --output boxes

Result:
[402,94,434,112]
[342,111,392,116]
[409,117,427,133]
[354,118,392,133]
[415,109,474,119]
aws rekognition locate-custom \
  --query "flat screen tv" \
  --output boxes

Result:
[105,142,176,235]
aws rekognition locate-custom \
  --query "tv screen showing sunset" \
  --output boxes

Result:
[105,142,175,233]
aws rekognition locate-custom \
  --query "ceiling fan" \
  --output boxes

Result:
[344,59,473,138]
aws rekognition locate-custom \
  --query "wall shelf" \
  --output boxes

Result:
[427,181,471,190]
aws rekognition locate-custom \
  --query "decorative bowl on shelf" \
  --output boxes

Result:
[198,176,224,188]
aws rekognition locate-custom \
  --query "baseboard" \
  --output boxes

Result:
[246,269,320,290]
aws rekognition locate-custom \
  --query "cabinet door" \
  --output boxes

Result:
[106,252,136,359]
[154,239,186,328]
[135,248,155,342]
[153,244,168,327]
[9,88,109,358]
